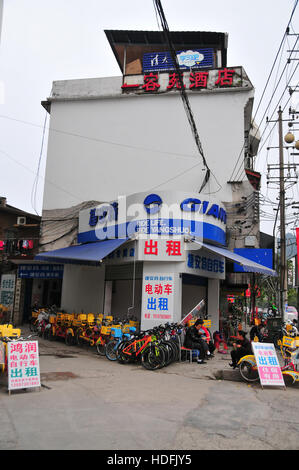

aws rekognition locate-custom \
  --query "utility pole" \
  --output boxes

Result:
[266,108,298,319]
[278,107,288,321]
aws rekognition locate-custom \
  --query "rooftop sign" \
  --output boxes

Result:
[143,49,214,73]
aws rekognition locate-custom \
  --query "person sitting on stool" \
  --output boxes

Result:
[196,318,215,358]
[184,319,208,364]
[229,330,252,369]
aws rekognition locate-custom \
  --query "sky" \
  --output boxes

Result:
[0,0,299,236]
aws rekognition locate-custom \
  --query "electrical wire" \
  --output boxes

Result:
[31,112,48,215]
[229,0,299,182]
[152,0,223,195]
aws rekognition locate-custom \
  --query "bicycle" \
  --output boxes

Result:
[105,326,136,361]
[116,328,166,370]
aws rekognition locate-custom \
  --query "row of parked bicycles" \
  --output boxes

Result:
[29,307,188,370]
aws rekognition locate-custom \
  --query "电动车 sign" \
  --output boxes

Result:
[142,274,174,323]
[7,340,41,391]
[251,342,285,387]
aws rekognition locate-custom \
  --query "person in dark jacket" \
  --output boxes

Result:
[249,323,265,342]
[184,319,209,364]
[229,330,252,369]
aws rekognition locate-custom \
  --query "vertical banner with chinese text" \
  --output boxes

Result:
[7,340,41,391]
[142,273,174,324]
[251,342,285,387]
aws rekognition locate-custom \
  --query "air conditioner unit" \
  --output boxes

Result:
[17,216,26,225]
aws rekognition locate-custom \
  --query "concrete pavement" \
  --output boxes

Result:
[0,328,299,450]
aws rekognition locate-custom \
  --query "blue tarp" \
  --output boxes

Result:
[35,238,129,265]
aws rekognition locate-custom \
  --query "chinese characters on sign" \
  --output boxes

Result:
[143,49,214,72]
[142,274,174,322]
[122,68,237,93]
[251,342,285,388]
[7,340,41,391]
[139,238,185,262]
[187,253,224,275]
[18,264,64,279]
[0,274,15,308]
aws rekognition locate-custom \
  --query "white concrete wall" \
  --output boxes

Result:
[43,78,254,211]
[61,264,105,313]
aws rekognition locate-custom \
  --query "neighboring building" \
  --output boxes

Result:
[0,197,41,324]
[36,30,274,332]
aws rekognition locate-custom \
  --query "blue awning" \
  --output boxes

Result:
[191,240,277,276]
[35,238,129,265]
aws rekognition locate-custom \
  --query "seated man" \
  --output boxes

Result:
[249,322,265,342]
[196,318,215,358]
[184,318,209,364]
[229,330,252,369]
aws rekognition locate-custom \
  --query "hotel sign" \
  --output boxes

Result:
[121,67,250,94]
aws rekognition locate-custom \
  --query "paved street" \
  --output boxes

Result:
[1,329,299,451]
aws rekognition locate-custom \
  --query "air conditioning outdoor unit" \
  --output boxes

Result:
[17,216,26,225]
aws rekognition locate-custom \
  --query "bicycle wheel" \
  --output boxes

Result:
[239,361,259,382]
[48,328,55,341]
[76,328,86,346]
[105,339,118,361]
[161,341,177,365]
[141,345,165,370]
[65,332,75,346]
[96,337,107,356]
[29,319,37,332]
[116,340,132,364]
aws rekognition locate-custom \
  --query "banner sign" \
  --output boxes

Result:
[143,49,214,73]
[251,342,285,387]
[7,340,41,391]
[0,274,15,308]
[18,264,64,279]
[180,299,205,325]
[138,237,185,262]
[142,273,174,323]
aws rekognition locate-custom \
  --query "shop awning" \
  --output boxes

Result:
[191,240,277,276]
[35,238,129,265]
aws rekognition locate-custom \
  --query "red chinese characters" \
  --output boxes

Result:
[166,240,181,256]
[122,68,239,93]
[215,68,235,87]
[167,72,185,90]
[144,240,158,255]
[189,71,209,89]
[142,73,160,92]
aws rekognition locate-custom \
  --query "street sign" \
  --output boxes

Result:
[251,342,285,388]
[7,340,41,393]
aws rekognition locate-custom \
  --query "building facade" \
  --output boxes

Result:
[36,30,275,331]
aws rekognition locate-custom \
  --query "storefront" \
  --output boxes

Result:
[35,190,276,333]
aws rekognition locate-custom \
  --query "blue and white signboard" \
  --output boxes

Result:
[18,264,64,279]
[143,49,214,73]
[142,273,175,323]
[78,191,227,247]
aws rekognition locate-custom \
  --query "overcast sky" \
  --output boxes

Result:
[0,0,299,235]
